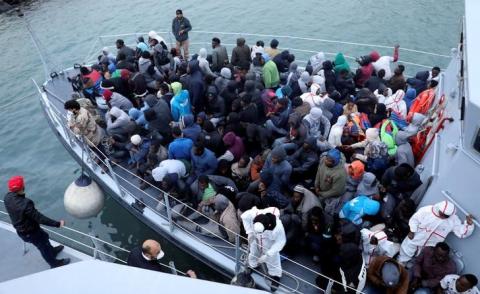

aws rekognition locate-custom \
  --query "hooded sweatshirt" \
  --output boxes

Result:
[170,82,192,121]
[262,146,292,191]
[395,131,415,167]
[188,60,206,107]
[328,115,347,147]
[340,195,380,225]
[222,132,245,162]
[106,106,131,132]
[355,172,379,197]
[180,114,201,142]
[407,71,429,94]
[300,83,322,108]
[191,148,218,176]
[302,107,331,139]
[309,52,326,75]
[334,53,351,74]
[215,68,231,93]
[151,159,187,182]
[105,91,133,112]
[198,48,217,78]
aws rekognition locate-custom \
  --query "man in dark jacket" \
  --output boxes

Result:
[116,39,135,63]
[231,38,251,68]
[127,239,196,277]
[172,9,192,60]
[143,94,173,143]
[4,176,69,268]
[211,37,229,72]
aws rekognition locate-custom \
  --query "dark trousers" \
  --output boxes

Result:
[18,228,57,267]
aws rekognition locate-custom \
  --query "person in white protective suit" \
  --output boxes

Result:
[360,227,400,266]
[241,206,286,291]
[397,200,474,264]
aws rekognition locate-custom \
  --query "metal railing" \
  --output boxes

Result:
[35,77,366,293]
[0,208,188,276]
[83,29,451,77]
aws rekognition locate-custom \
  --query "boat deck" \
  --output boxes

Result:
[0,220,91,283]
[41,69,324,293]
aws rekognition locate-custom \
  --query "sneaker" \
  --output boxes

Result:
[53,245,64,256]
[53,258,70,268]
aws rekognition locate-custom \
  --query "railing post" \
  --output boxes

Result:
[234,234,241,275]
[104,158,125,198]
[163,193,174,232]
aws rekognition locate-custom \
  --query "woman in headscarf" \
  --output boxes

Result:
[328,115,348,147]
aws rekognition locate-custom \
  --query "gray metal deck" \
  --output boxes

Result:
[0,221,91,283]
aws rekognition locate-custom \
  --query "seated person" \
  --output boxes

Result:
[168,127,193,161]
[127,134,150,169]
[440,274,479,294]
[265,98,290,137]
[291,185,321,231]
[339,195,380,227]
[231,155,253,191]
[410,242,457,294]
[257,169,290,209]
[288,136,319,182]
[102,89,133,112]
[190,175,237,210]
[180,114,202,142]
[218,131,245,162]
[260,146,292,192]
[105,106,135,137]
[188,141,218,184]
[364,256,409,294]
[314,148,347,200]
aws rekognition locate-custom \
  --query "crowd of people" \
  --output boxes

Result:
[62,9,478,293]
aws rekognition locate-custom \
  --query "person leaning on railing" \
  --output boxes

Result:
[127,239,196,278]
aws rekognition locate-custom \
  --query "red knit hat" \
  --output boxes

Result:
[102,89,113,101]
[8,176,24,193]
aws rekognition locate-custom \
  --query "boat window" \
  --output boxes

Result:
[473,127,480,153]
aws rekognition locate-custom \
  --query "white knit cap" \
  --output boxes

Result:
[130,134,142,145]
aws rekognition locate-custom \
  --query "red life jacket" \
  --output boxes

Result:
[407,88,435,122]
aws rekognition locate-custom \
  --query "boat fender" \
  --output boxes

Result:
[64,174,104,219]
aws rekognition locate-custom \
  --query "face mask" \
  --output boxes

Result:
[156,250,165,260]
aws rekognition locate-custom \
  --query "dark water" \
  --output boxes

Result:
[0,0,464,283]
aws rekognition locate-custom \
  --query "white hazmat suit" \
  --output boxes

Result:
[241,207,286,277]
[398,200,474,263]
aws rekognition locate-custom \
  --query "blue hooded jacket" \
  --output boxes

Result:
[404,87,417,111]
[170,82,192,122]
[191,148,218,176]
[181,114,202,142]
[168,137,193,161]
[340,195,380,225]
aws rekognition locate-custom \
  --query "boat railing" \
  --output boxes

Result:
[83,30,452,77]
[36,81,365,293]
[0,208,188,276]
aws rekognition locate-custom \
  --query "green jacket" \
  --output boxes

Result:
[262,60,280,89]
[314,155,347,199]
[381,119,399,156]
[334,53,351,74]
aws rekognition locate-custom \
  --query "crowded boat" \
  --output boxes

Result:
[59,14,478,293]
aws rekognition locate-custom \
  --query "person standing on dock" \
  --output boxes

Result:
[172,9,192,61]
[4,176,70,268]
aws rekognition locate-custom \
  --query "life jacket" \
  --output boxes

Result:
[380,119,398,156]
[407,88,435,122]
[83,70,101,85]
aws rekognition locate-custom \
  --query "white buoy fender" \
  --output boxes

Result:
[64,175,105,219]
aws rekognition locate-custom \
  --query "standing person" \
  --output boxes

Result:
[4,176,69,268]
[398,200,474,264]
[211,37,229,72]
[172,9,192,61]
[127,239,196,278]
[241,206,286,292]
